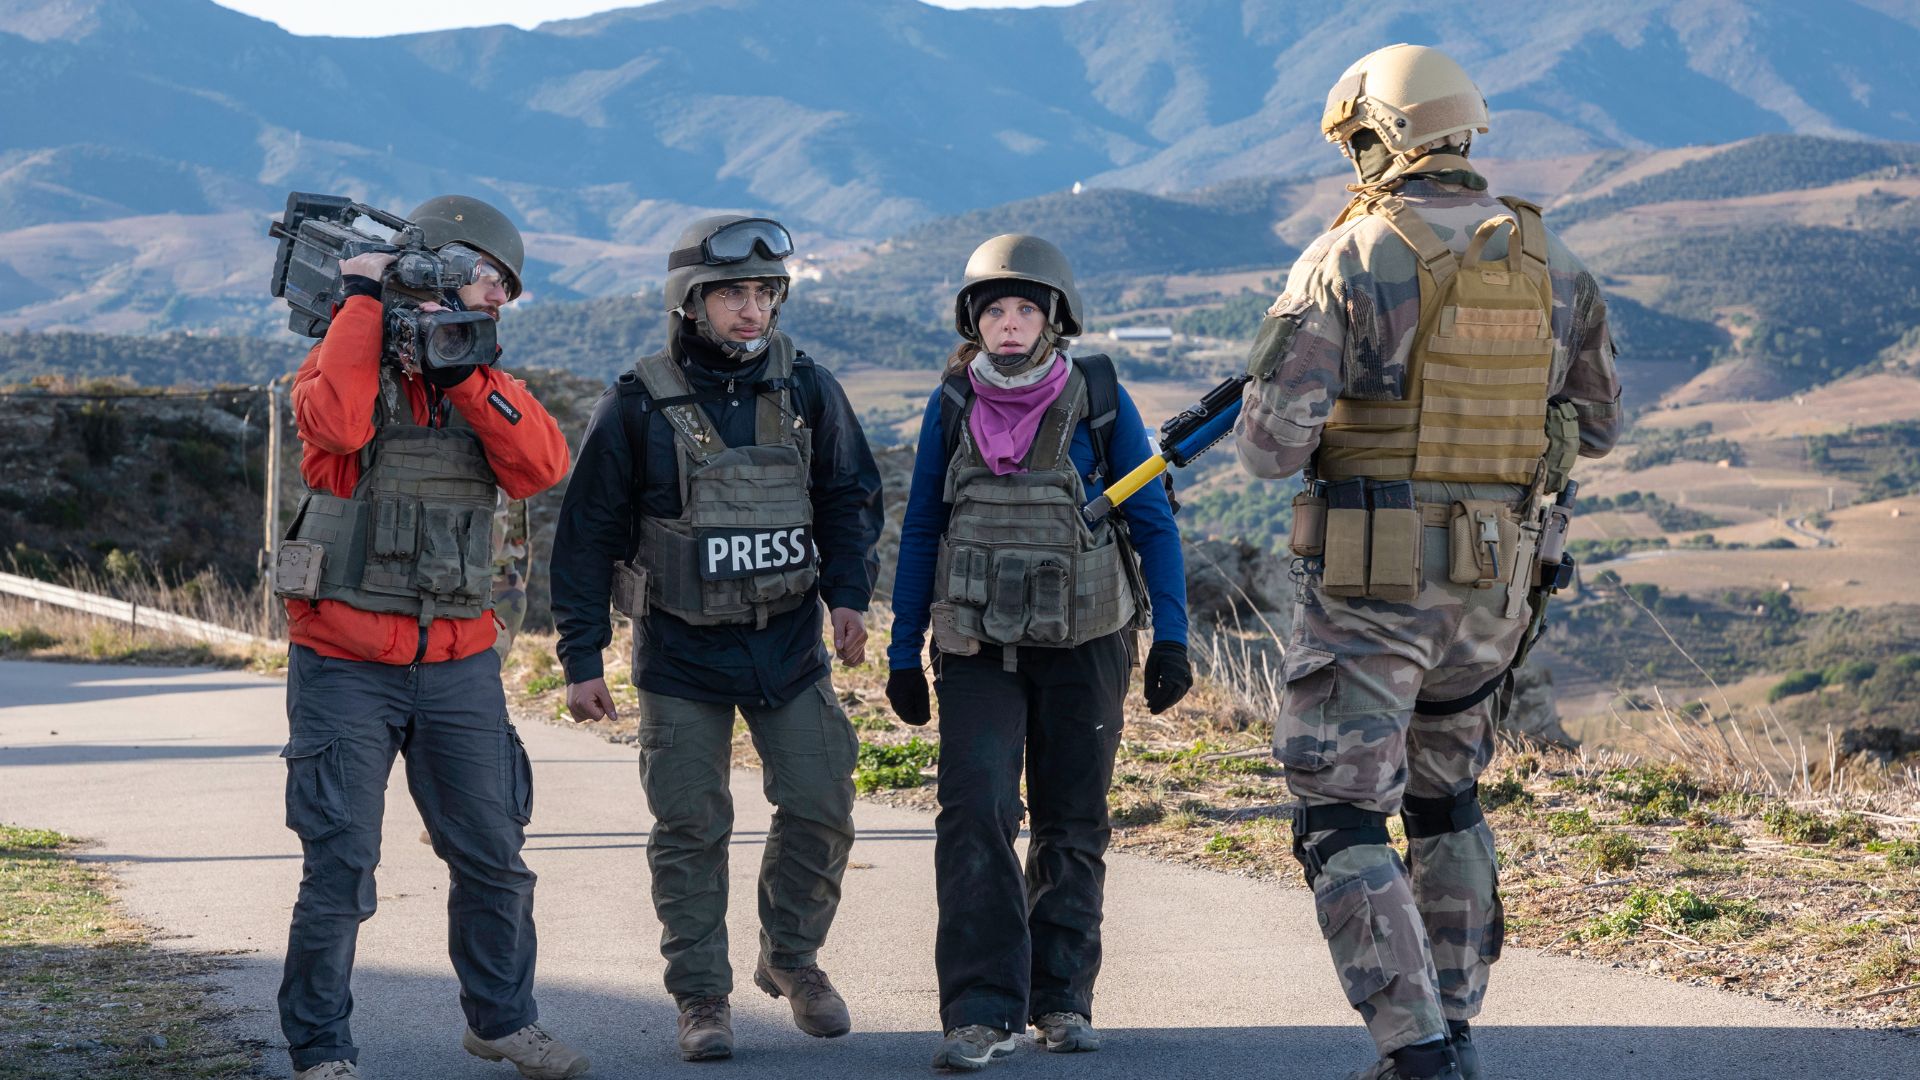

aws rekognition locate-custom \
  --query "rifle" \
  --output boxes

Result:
[1082,374,1249,524]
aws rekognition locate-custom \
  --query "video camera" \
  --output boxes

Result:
[268,192,497,373]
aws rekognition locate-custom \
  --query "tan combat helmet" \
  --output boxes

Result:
[954,234,1084,376]
[665,214,794,362]
[408,195,526,300]
[1321,44,1489,186]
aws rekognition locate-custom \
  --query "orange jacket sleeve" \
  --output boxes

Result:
[291,296,383,457]
[441,364,571,499]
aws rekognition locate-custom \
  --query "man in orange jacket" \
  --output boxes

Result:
[275,195,586,1080]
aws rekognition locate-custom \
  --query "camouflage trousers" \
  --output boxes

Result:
[1276,481,1528,1056]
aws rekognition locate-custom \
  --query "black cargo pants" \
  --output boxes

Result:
[931,631,1131,1033]
[278,644,538,1070]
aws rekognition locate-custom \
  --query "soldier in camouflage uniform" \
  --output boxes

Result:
[1235,45,1621,1080]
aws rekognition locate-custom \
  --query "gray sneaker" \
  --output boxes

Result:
[1345,1044,1463,1080]
[1448,1021,1480,1080]
[1031,1011,1100,1053]
[676,996,734,1062]
[462,1023,590,1080]
[932,1025,1017,1071]
[753,960,852,1038]
[293,1064,360,1080]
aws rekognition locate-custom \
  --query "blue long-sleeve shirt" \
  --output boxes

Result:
[887,373,1188,671]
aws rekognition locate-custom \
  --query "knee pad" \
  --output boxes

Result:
[1290,802,1392,885]
[1400,783,1485,840]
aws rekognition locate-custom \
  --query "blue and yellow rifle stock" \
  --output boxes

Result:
[1081,374,1251,524]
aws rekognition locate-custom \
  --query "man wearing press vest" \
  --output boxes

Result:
[549,215,884,1061]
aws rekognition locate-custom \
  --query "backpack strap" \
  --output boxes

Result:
[1076,353,1121,483]
[939,370,972,465]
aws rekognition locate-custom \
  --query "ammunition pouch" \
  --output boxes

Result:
[1291,801,1393,886]
[1305,479,1423,603]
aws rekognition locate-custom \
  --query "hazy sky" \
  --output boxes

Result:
[212,0,1086,38]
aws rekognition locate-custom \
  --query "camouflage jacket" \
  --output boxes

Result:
[1236,176,1622,480]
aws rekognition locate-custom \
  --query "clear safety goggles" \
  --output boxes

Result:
[668,218,794,270]
[442,244,508,290]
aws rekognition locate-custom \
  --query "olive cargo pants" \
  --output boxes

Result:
[636,679,858,1002]
[278,645,538,1070]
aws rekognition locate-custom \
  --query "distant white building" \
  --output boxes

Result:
[1111,326,1174,342]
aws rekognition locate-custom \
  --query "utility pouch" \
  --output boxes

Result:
[1536,504,1571,581]
[929,600,980,656]
[1542,398,1582,496]
[414,507,468,598]
[1026,556,1071,644]
[1366,481,1421,603]
[1322,479,1369,597]
[1290,492,1328,557]
[370,496,419,561]
[1449,500,1514,587]
[982,551,1033,643]
[611,560,650,619]
[945,545,990,607]
[273,541,325,600]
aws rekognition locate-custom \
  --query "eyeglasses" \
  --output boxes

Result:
[711,282,783,312]
[471,260,506,289]
[668,217,795,270]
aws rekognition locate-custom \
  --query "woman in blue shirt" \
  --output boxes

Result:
[884,234,1191,1070]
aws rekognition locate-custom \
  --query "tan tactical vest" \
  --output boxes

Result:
[1315,194,1555,486]
[275,367,499,625]
[934,362,1138,659]
[631,337,817,628]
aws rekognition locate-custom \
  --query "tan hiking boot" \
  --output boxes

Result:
[752,960,852,1038]
[1031,1011,1099,1053]
[293,1064,360,1080]
[676,995,733,1061]
[462,1023,590,1079]
[931,1025,1017,1071]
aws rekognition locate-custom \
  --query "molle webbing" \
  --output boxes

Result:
[1316,197,1554,486]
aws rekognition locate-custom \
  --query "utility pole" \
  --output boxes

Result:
[263,377,282,636]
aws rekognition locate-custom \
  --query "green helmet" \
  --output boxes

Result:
[665,215,794,363]
[664,215,793,312]
[953,234,1084,342]
[408,195,525,300]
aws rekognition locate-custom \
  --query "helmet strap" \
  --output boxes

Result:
[983,291,1060,378]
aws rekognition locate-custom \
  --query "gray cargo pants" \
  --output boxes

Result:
[278,644,538,1070]
[636,679,858,1003]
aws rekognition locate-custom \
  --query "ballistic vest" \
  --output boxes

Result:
[630,336,817,628]
[1314,195,1557,487]
[935,360,1138,655]
[277,367,499,625]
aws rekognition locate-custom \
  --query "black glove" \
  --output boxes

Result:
[886,666,931,726]
[423,361,476,390]
[1142,640,1192,715]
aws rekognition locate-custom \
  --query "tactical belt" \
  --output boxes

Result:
[1291,802,1392,884]
[1413,672,1507,717]
[1401,782,1485,838]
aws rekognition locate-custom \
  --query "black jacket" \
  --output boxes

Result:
[550,335,884,707]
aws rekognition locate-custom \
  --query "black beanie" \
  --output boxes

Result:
[967,280,1057,332]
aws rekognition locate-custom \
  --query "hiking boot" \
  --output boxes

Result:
[676,996,734,1061]
[1345,1040,1462,1080]
[1448,1021,1480,1080]
[753,960,852,1038]
[931,1025,1017,1071]
[293,1064,360,1080]
[462,1023,590,1080]
[1031,1011,1100,1053]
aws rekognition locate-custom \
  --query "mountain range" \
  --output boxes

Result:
[5,0,1920,243]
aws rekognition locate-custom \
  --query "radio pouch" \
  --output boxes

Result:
[611,560,650,619]
[1290,492,1328,557]
[929,600,981,656]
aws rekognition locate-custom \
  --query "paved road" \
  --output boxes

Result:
[2,660,1914,1079]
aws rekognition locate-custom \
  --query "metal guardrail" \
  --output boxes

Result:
[0,571,276,649]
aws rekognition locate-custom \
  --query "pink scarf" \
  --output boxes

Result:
[967,356,1070,475]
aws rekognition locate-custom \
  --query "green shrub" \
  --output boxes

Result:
[0,626,58,653]
[1868,839,1920,870]
[1673,824,1745,853]
[1204,832,1244,854]
[1481,772,1534,812]
[1767,670,1826,702]
[524,673,564,695]
[1760,804,1876,846]
[854,737,940,794]
[1547,809,1599,837]
[1578,832,1646,873]
[1602,764,1698,822]
[1583,886,1764,940]
[1824,659,1879,687]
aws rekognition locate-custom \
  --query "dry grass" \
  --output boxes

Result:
[0,825,264,1077]
[0,559,282,672]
